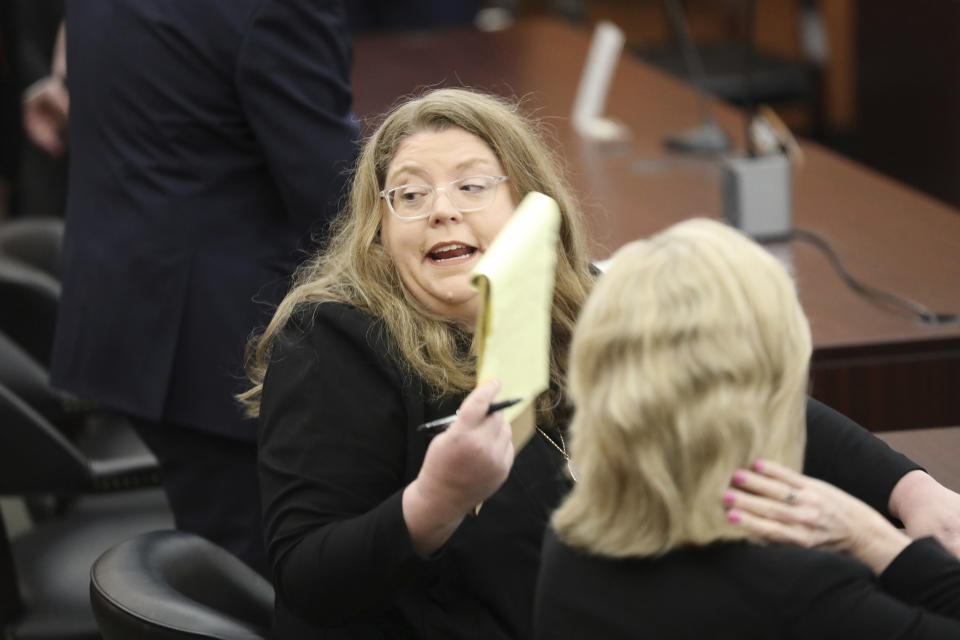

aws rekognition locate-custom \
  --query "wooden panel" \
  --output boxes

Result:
[855,1,960,209]
[819,0,857,131]
[811,338,960,431]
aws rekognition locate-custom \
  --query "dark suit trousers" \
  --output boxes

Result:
[130,418,267,577]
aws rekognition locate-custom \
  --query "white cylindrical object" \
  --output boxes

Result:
[571,21,625,137]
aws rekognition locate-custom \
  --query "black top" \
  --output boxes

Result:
[259,302,571,638]
[535,531,960,639]
[258,302,919,639]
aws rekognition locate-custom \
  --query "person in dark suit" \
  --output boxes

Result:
[345,0,483,32]
[535,218,960,639]
[50,0,358,575]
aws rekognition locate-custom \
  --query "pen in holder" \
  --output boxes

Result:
[722,106,800,242]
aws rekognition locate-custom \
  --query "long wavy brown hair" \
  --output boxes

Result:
[239,88,595,429]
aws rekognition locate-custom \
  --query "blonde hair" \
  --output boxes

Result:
[552,218,811,557]
[239,88,594,426]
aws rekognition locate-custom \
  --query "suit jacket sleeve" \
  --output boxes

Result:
[236,0,359,240]
[789,538,960,639]
[802,398,920,518]
[258,304,426,625]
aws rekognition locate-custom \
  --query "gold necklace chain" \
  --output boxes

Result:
[538,427,578,482]
[537,427,569,461]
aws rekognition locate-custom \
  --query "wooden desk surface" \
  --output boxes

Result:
[352,18,960,428]
[878,427,960,493]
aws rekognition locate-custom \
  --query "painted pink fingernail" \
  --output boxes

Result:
[722,491,735,507]
[732,470,746,485]
[753,460,765,472]
[727,510,741,524]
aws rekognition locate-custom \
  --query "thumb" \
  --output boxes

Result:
[453,379,501,429]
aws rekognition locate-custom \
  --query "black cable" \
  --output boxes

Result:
[788,227,958,327]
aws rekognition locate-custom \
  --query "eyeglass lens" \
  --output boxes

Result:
[387,175,501,218]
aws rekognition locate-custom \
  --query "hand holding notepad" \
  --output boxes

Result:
[470,192,561,450]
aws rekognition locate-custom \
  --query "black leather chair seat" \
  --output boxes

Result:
[9,491,172,640]
[1,384,170,639]
[90,530,274,640]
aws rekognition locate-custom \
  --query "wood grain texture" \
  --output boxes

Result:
[878,427,960,493]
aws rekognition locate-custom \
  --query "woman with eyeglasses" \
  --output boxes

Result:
[535,219,960,639]
[240,88,960,638]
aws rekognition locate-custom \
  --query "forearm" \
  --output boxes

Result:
[259,307,425,624]
[880,536,960,619]
[804,398,919,517]
[271,490,426,625]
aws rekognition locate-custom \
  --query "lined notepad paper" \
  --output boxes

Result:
[471,192,561,449]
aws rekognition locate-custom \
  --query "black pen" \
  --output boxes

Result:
[416,397,523,433]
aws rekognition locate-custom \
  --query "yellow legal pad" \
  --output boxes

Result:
[470,192,561,450]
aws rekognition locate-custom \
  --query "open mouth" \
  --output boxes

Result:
[427,243,478,264]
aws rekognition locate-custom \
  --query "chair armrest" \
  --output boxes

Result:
[88,456,162,492]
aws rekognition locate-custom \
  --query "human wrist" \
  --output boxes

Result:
[854,520,910,575]
[401,478,467,557]
[888,469,935,523]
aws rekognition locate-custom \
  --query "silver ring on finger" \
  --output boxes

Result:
[785,488,798,505]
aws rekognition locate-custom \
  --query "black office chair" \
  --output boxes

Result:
[0,383,172,640]
[90,530,274,640]
[0,217,64,280]
[0,256,59,367]
[0,217,62,369]
[0,227,150,460]
[0,327,159,516]
[635,0,826,139]
[0,330,69,428]
[0,234,160,517]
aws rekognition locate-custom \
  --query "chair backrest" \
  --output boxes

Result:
[0,217,64,279]
[0,382,166,639]
[0,256,60,366]
[0,383,93,495]
[0,330,69,426]
[90,530,274,640]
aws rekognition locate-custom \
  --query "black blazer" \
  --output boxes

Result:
[259,302,572,638]
[51,0,358,440]
[535,532,960,639]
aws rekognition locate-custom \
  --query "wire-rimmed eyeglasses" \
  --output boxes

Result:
[379,175,509,220]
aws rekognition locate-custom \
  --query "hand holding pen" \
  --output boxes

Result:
[417,397,523,433]
[402,380,516,555]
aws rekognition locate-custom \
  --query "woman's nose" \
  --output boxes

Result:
[428,188,463,225]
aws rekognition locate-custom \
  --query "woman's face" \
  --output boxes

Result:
[380,128,516,330]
